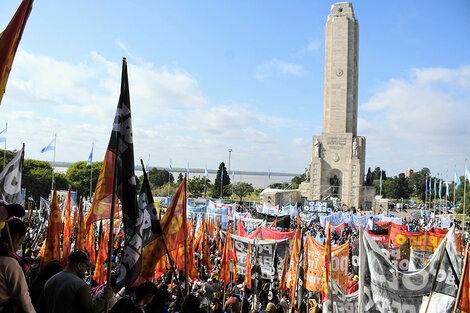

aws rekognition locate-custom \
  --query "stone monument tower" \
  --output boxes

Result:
[300,2,374,209]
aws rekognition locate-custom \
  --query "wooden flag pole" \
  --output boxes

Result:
[328,227,334,313]
[424,238,448,313]
[453,242,469,313]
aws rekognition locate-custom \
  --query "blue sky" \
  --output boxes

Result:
[1,0,469,179]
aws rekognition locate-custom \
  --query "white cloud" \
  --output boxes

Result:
[359,65,470,175]
[307,40,321,52]
[0,50,308,173]
[254,59,306,80]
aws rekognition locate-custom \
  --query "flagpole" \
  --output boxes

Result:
[168,160,171,199]
[425,175,428,214]
[463,159,467,233]
[89,142,94,200]
[2,122,6,170]
[453,242,469,313]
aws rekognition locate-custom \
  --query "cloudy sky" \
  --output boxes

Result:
[1,0,469,178]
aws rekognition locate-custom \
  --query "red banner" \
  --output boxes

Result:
[390,224,446,252]
[367,231,390,249]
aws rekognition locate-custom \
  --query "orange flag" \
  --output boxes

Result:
[203,233,212,271]
[0,0,33,104]
[269,217,277,229]
[286,229,301,290]
[154,255,167,281]
[279,250,289,291]
[41,186,63,267]
[322,221,332,302]
[85,150,121,233]
[85,225,96,264]
[220,230,238,286]
[244,244,252,289]
[297,213,300,228]
[187,238,199,280]
[139,180,187,281]
[458,244,470,312]
[75,200,85,251]
[93,223,109,285]
[62,188,72,267]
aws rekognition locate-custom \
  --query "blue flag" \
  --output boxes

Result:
[445,175,449,197]
[187,163,190,177]
[380,172,383,189]
[86,144,93,166]
[232,171,235,182]
[169,159,172,170]
[145,154,150,170]
[466,165,469,184]
[268,168,271,181]
[454,172,461,189]
[428,178,432,194]
[40,137,55,153]
[434,178,437,197]
[425,177,428,192]
[0,126,6,143]
[205,167,209,179]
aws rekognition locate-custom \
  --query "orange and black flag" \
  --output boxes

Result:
[41,186,63,267]
[93,223,109,285]
[244,244,252,289]
[0,0,33,105]
[139,180,187,281]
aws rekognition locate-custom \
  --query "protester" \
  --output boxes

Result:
[110,281,157,313]
[0,218,35,313]
[38,250,112,313]
[29,259,62,309]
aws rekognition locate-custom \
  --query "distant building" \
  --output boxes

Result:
[406,169,414,177]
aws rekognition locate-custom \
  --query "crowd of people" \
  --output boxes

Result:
[0,199,466,313]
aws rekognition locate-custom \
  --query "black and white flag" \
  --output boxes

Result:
[0,144,24,204]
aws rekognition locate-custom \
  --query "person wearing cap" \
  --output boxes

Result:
[38,250,113,313]
[347,275,359,294]
[0,217,35,313]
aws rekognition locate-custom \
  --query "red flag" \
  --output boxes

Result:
[244,244,252,289]
[203,232,212,271]
[458,244,470,312]
[186,238,199,280]
[286,229,301,290]
[279,250,289,291]
[41,186,63,267]
[237,220,247,237]
[62,188,72,267]
[154,255,167,281]
[297,213,300,228]
[139,180,187,281]
[0,0,33,104]
[322,221,331,302]
[75,200,85,251]
[220,230,238,286]
[93,223,109,285]
[85,225,96,264]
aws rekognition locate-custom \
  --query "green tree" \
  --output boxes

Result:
[148,168,173,188]
[0,149,15,171]
[213,162,230,198]
[408,168,430,202]
[232,182,254,201]
[188,176,212,198]
[65,161,102,199]
[177,173,184,184]
[291,172,307,189]
[389,173,411,200]
[22,159,55,202]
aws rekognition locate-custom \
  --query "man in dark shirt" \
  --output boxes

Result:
[38,251,113,313]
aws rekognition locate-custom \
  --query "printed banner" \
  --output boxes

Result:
[358,227,460,313]
[367,231,390,249]
[389,224,447,252]
[304,235,349,293]
[225,233,289,280]
[324,282,358,313]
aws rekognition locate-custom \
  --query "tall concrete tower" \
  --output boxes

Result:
[300,2,375,210]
